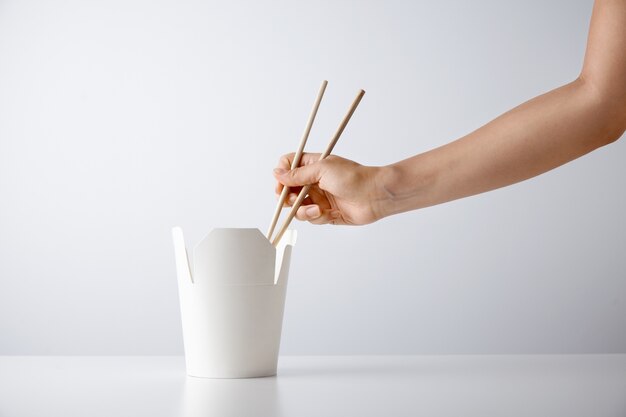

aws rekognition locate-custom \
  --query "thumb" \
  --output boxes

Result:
[274,163,323,187]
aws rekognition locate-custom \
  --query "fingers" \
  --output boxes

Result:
[275,183,303,199]
[272,151,346,225]
[275,190,306,205]
[281,192,312,207]
[274,154,293,196]
[309,209,343,225]
[277,154,293,171]
[277,182,342,225]
[294,204,343,225]
[289,193,313,206]
[278,152,322,169]
[274,152,324,195]
[285,185,330,209]
[273,161,325,187]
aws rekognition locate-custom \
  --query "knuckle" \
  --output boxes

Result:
[279,154,292,168]
[302,152,321,165]
[288,167,299,179]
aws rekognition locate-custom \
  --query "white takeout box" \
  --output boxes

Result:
[172,227,297,378]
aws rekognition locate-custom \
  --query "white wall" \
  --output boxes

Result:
[1,0,624,355]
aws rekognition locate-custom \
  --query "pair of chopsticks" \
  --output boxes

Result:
[266,81,366,246]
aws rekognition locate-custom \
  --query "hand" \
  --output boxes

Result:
[273,153,389,225]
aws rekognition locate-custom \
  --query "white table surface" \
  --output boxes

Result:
[0,355,624,417]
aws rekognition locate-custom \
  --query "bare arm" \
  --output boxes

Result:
[377,0,626,217]
[274,0,626,225]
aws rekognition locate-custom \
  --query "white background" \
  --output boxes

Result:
[1,0,624,355]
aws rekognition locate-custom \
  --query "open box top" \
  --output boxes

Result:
[172,227,297,286]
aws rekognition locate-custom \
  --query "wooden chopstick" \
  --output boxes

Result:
[266,80,328,240]
[271,89,366,246]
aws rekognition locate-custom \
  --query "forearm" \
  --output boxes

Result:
[372,0,626,219]
[376,77,625,217]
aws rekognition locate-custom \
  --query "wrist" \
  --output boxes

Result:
[371,163,402,221]
[373,157,436,219]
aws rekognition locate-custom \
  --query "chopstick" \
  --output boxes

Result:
[266,80,328,240]
[271,89,366,246]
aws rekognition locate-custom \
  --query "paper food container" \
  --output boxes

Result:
[172,227,297,378]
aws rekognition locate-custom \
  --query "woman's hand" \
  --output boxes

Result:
[273,153,391,225]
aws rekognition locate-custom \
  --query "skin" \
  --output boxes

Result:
[274,0,626,226]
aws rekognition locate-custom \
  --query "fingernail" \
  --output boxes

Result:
[305,206,320,218]
[288,193,297,203]
[331,211,341,219]
[273,168,287,175]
